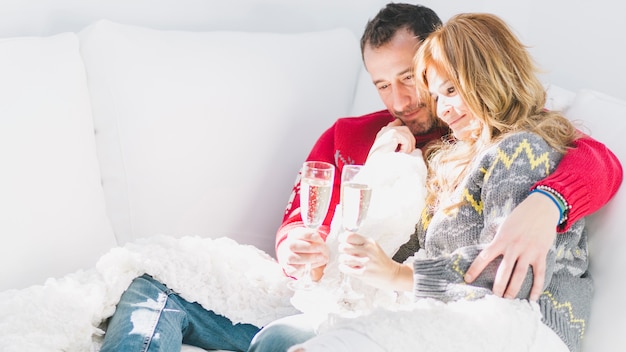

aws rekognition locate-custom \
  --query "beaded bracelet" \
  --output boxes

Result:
[535,185,570,226]
[530,185,570,226]
[529,188,567,225]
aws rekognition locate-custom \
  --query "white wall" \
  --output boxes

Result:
[417,0,625,100]
[1,0,622,100]
[0,0,387,36]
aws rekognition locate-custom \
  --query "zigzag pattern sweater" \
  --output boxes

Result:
[394,131,591,352]
[276,110,621,253]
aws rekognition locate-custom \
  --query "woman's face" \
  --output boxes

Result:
[426,68,481,141]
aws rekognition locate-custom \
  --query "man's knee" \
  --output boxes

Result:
[248,315,316,352]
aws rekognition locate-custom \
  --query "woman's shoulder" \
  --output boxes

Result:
[479,131,560,179]
[495,131,551,151]
[480,131,556,166]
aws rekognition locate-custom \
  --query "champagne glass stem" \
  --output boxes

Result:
[301,263,313,284]
[340,272,354,291]
[339,228,364,300]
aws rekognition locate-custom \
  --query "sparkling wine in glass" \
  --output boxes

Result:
[288,161,334,291]
[338,164,372,299]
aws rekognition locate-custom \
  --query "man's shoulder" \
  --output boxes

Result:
[336,110,394,128]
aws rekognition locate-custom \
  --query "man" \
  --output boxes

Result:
[261,2,621,349]
[277,0,620,304]
[101,3,622,352]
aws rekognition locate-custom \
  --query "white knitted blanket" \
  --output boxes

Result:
[0,235,299,352]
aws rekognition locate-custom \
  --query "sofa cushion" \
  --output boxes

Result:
[0,33,117,290]
[544,83,577,112]
[563,89,626,351]
[78,20,362,254]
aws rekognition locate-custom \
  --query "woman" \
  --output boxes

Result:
[291,13,589,352]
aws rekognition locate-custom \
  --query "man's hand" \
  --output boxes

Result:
[276,227,329,281]
[464,192,559,301]
[368,119,416,158]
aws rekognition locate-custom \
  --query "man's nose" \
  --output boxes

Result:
[392,85,414,111]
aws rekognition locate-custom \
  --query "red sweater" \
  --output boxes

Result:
[275,109,623,253]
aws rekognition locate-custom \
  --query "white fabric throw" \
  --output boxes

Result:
[0,235,298,352]
[0,147,555,352]
[0,143,428,352]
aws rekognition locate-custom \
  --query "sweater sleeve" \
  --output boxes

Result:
[274,122,341,256]
[477,132,561,297]
[413,132,560,301]
[532,133,623,231]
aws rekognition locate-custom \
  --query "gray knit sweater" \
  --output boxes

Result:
[393,131,591,352]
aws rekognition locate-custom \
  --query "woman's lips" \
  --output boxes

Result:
[446,114,464,127]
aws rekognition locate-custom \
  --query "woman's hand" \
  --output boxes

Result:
[338,232,413,292]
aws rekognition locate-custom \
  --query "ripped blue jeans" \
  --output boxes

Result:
[100,274,260,352]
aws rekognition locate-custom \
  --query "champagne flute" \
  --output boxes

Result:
[288,161,335,291]
[338,164,372,300]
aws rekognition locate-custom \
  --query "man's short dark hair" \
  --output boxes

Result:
[360,3,442,56]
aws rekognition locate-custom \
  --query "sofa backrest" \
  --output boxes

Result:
[77,20,363,255]
[0,33,117,290]
[561,89,626,351]
[544,84,626,351]
[0,17,366,290]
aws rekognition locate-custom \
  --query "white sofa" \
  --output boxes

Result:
[0,12,624,352]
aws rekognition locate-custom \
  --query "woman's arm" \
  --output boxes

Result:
[465,134,622,300]
[454,133,561,300]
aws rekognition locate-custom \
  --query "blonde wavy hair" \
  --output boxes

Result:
[414,13,579,213]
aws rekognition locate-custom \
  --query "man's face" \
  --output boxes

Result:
[363,29,436,136]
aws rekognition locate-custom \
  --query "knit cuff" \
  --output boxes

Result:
[413,246,492,302]
[533,171,590,232]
